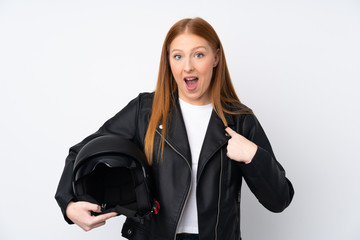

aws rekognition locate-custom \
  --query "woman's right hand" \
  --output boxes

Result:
[66,201,118,231]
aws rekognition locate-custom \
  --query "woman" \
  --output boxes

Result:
[55,17,294,240]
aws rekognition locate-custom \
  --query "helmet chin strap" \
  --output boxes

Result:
[78,193,160,224]
[93,200,160,224]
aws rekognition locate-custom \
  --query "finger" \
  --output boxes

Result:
[82,212,116,231]
[95,212,117,222]
[225,127,237,137]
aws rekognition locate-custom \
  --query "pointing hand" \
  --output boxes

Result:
[225,127,258,164]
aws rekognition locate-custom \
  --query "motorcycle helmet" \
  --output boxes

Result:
[72,135,159,223]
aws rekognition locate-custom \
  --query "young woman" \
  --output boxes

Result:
[55,17,294,240]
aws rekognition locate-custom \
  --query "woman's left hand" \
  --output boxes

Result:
[225,127,258,164]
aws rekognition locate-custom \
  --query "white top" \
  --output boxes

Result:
[176,98,213,234]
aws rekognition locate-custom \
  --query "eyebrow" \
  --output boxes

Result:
[170,46,208,53]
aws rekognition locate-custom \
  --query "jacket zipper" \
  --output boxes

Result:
[214,148,223,240]
[155,129,192,240]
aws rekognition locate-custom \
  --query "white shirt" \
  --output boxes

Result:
[176,98,213,234]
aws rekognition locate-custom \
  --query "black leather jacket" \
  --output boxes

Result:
[55,92,294,240]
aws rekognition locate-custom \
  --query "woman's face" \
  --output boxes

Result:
[169,33,219,105]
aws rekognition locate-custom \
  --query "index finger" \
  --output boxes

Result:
[225,127,237,137]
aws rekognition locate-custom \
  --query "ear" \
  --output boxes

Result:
[213,49,220,67]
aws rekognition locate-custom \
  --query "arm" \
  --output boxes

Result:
[227,114,294,212]
[55,93,144,224]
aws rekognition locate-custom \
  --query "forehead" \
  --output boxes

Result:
[169,33,211,51]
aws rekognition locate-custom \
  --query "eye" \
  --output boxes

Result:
[195,53,204,58]
[174,54,182,60]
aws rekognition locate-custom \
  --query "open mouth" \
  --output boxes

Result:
[184,77,199,90]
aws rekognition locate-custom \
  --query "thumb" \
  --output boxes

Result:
[96,212,118,222]
[225,127,237,137]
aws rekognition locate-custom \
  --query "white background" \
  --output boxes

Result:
[1,0,359,239]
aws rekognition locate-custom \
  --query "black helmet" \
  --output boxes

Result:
[72,135,159,223]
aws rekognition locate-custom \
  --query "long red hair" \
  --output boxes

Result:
[144,17,252,164]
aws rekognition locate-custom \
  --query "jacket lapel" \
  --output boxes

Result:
[161,98,192,165]
[197,110,234,181]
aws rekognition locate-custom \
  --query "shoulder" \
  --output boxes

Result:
[227,103,262,136]
[125,92,154,111]
[131,92,154,103]
[225,101,254,123]
[228,101,253,114]
[137,92,154,112]
[109,92,154,121]
[138,92,154,101]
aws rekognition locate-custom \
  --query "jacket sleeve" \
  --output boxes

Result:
[239,114,294,213]
[54,94,144,224]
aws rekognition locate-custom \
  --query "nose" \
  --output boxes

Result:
[184,58,194,73]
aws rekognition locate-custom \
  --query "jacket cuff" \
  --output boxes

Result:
[242,145,271,173]
[55,195,75,224]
